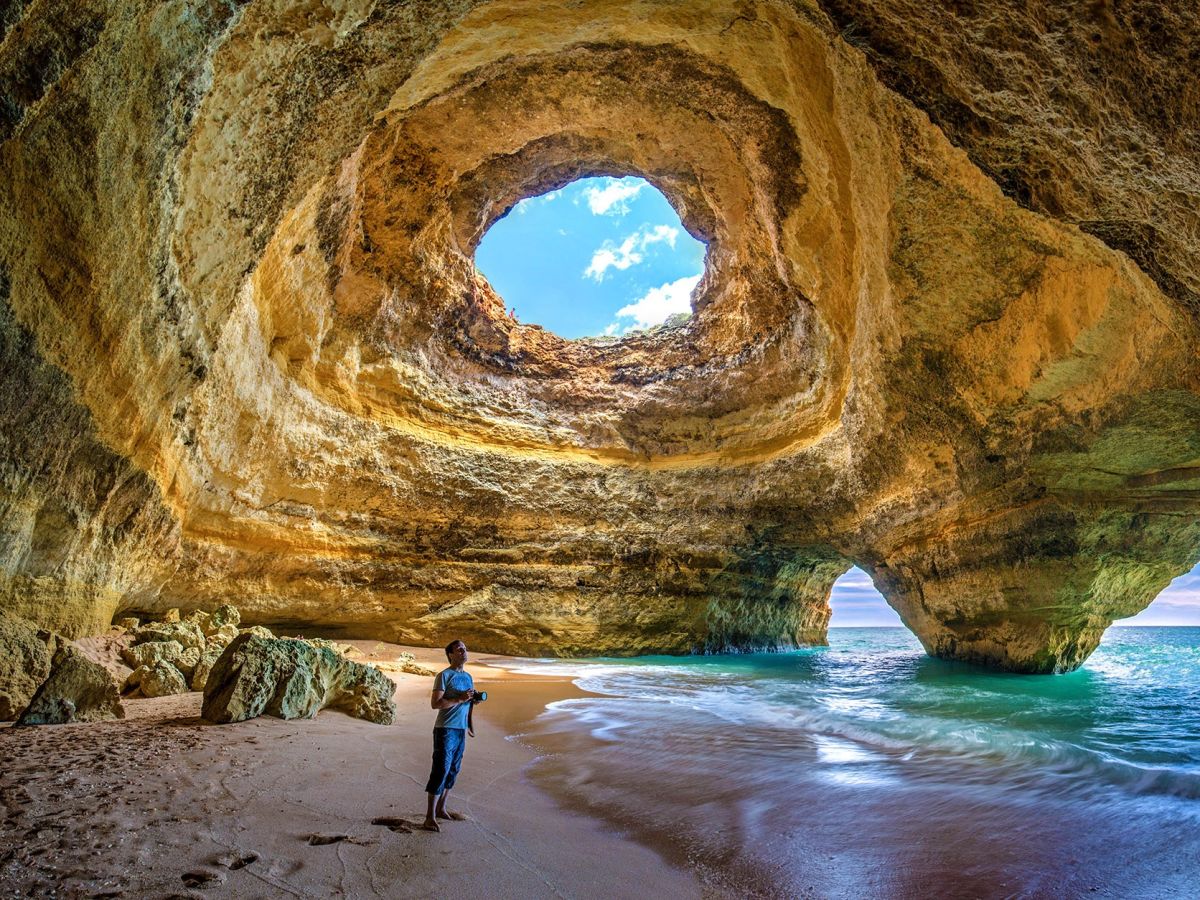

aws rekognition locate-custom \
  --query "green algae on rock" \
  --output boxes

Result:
[201,634,397,725]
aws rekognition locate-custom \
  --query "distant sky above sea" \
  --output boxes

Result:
[475,177,1200,628]
[829,564,1200,627]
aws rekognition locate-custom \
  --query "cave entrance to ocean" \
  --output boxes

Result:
[473,175,707,340]
[1112,560,1200,627]
[827,566,903,629]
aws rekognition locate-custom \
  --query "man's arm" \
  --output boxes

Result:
[430,688,474,710]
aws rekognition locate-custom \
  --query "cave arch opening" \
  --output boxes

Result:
[473,175,707,340]
[827,566,903,629]
[1113,559,1200,627]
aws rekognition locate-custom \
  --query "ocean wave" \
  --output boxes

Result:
[511,654,1200,805]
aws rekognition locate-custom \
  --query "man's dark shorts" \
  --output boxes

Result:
[425,727,466,795]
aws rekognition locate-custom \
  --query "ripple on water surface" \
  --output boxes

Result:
[498,627,1200,898]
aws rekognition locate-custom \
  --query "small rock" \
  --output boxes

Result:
[204,603,241,634]
[208,623,240,648]
[122,640,185,669]
[190,646,225,691]
[16,645,125,725]
[115,616,140,632]
[175,645,202,678]
[162,608,181,624]
[402,661,437,676]
[239,624,275,639]
[302,637,356,655]
[137,661,190,697]
[135,620,205,650]
[124,666,145,692]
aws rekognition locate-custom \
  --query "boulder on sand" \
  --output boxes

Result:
[208,623,239,647]
[202,634,396,725]
[190,645,225,692]
[126,660,190,698]
[121,639,186,670]
[16,645,125,725]
[0,610,57,721]
[174,646,202,678]
[204,604,241,635]
[134,620,205,650]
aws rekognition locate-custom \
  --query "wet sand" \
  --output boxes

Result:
[0,642,701,898]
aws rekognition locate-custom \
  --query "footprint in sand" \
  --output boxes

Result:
[307,833,377,846]
[306,833,349,846]
[181,869,226,888]
[214,850,259,870]
[370,817,414,834]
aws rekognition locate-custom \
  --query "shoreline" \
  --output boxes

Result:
[0,640,703,898]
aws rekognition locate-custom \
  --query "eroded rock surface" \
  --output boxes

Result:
[0,611,58,720]
[16,645,124,725]
[127,661,190,699]
[122,640,185,670]
[201,634,397,724]
[1,1,1197,672]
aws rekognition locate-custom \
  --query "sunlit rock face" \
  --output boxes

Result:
[1,0,1197,672]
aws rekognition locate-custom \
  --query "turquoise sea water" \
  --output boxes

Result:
[501,627,1200,899]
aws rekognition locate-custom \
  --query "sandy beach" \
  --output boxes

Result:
[0,642,703,899]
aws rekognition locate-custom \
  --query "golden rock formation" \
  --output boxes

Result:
[1,0,1197,672]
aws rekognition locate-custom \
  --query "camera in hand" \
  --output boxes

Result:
[470,690,487,704]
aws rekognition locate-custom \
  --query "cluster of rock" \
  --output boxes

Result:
[2,604,401,726]
[120,604,248,698]
[120,605,398,724]
[201,633,397,725]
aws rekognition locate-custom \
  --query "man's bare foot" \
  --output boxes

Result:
[420,819,440,832]
[436,809,468,821]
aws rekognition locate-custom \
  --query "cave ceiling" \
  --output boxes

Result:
[1,0,1197,672]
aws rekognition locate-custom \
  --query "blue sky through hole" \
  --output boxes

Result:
[829,563,1200,626]
[475,176,706,339]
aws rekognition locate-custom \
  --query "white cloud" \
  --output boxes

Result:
[641,224,678,249]
[583,224,680,281]
[605,274,701,333]
[582,178,644,215]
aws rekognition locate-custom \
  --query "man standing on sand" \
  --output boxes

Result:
[422,639,475,832]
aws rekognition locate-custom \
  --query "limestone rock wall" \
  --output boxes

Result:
[1,0,1197,671]
[0,277,180,635]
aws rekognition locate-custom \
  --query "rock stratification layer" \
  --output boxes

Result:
[1,1,1198,672]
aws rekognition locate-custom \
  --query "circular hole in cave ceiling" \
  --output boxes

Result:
[473,176,707,341]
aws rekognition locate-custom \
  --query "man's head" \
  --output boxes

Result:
[445,639,468,666]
